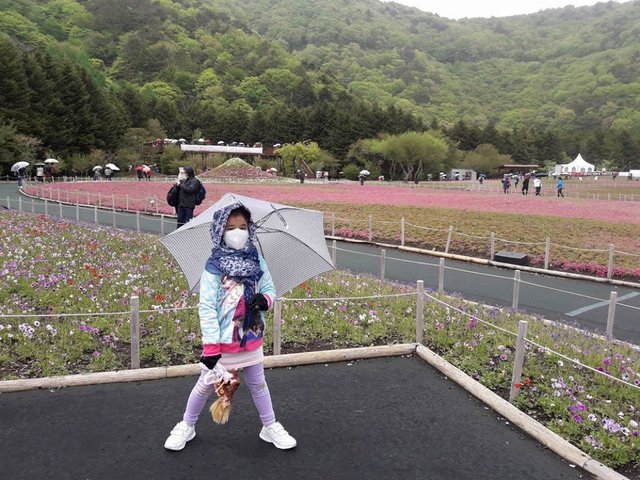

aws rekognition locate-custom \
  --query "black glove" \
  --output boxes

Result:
[247,293,269,311]
[199,354,221,370]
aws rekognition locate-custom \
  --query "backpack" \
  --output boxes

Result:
[166,185,179,207]
[194,180,206,205]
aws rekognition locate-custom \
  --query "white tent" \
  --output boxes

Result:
[554,154,595,175]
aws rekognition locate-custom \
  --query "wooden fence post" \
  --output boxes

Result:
[445,225,453,253]
[75,203,79,222]
[93,205,98,224]
[331,212,335,236]
[416,280,424,344]
[130,295,140,369]
[368,214,373,242]
[607,244,615,280]
[44,199,48,218]
[273,300,282,356]
[490,232,495,260]
[332,239,337,266]
[438,258,445,294]
[512,270,521,310]
[544,237,551,270]
[509,320,528,401]
[380,249,386,281]
[136,211,140,231]
[606,291,617,339]
[400,217,405,246]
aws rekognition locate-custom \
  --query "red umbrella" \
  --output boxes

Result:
[135,165,144,171]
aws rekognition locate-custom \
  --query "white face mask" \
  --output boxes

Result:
[223,228,249,250]
[177,173,187,181]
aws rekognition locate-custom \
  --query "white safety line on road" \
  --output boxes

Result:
[566,292,639,317]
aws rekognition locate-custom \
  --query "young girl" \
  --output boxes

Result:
[164,203,296,451]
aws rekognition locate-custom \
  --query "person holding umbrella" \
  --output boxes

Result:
[164,203,297,451]
[11,161,29,187]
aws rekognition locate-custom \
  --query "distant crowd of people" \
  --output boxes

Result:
[499,174,565,197]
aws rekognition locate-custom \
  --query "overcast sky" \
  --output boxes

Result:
[383,0,629,19]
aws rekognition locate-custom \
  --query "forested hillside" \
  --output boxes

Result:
[1,0,639,174]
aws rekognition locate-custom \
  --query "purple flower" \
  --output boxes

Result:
[467,317,478,329]
[573,415,582,423]
[499,353,508,361]
[602,357,612,366]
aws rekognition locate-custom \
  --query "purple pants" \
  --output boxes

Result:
[183,362,275,427]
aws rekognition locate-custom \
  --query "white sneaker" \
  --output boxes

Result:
[259,421,297,449]
[164,421,196,451]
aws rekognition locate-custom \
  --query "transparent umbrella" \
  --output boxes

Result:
[11,161,29,172]
[160,193,334,297]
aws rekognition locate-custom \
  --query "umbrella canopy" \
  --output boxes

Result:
[92,165,103,171]
[44,158,59,164]
[142,166,151,173]
[534,172,548,177]
[359,170,370,176]
[105,163,120,171]
[160,193,334,297]
[135,165,145,171]
[11,161,29,172]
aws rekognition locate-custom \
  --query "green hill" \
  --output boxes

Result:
[0,0,639,169]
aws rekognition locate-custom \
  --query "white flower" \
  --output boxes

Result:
[557,360,564,367]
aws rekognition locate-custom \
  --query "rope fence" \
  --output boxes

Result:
[421,290,640,398]
[10,183,640,280]
[1,263,638,399]
[331,244,640,333]
[3,194,638,331]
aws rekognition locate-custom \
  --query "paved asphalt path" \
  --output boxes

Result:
[1,182,638,344]
[0,356,589,480]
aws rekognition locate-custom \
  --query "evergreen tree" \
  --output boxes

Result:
[22,50,55,141]
[0,35,30,131]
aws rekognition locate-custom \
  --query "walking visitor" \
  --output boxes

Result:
[557,177,565,197]
[533,177,542,196]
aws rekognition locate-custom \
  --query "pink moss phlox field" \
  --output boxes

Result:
[30,182,640,224]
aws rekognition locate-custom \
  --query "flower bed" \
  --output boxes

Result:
[200,157,283,181]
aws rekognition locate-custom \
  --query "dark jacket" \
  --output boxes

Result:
[177,177,200,208]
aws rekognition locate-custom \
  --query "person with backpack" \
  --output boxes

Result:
[167,168,185,216]
[175,166,201,228]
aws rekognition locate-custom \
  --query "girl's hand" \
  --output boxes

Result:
[247,293,269,311]
[199,354,221,370]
